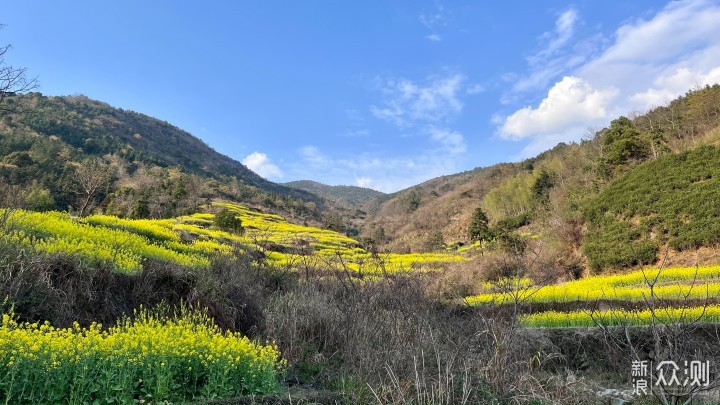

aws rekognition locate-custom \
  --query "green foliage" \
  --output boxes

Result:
[531,169,554,204]
[403,190,421,213]
[213,208,243,234]
[468,207,492,243]
[483,171,536,218]
[583,219,658,271]
[0,93,323,222]
[494,231,528,255]
[423,231,445,252]
[284,180,384,209]
[598,116,650,179]
[584,146,720,271]
[494,213,531,233]
[24,186,55,211]
[0,308,283,403]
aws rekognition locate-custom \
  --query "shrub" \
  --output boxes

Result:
[583,146,720,271]
[214,208,244,234]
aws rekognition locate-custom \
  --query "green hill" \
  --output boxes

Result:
[583,146,720,271]
[0,93,324,220]
[284,179,385,209]
[360,84,720,274]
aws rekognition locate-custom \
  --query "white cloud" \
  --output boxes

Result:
[287,144,465,193]
[466,83,485,94]
[530,8,578,64]
[299,146,328,166]
[500,76,617,140]
[426,34,442,42]
[581,0,720,81]
[355,177,373,188]
[370,73,465,127]
[498,0,720,156]
[419,4,449,42]
[242,152,283,179]
[420,4,448,29]
[508,7,591,97]
[428,126,466,154]
[630,66,720,106]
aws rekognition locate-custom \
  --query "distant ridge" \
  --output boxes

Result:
[284,180,384,209]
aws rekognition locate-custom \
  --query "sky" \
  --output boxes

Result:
[3,1,720,192]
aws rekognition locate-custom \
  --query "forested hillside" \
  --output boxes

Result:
[284,179,384,209]
[0,93,326,221]
[361,84,720,274]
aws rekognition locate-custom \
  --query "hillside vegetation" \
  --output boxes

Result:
[1,202,463,275]
[361,84,720,275]
[4,77,720,403]
[0,93,326,221]
[584,146,720,270]
[284,179,384,209]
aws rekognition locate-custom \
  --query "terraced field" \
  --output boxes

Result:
[466,265,720,328]
[0,202,464,275]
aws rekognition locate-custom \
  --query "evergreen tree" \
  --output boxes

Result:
[468,207,492,243]
[214,208,243,234]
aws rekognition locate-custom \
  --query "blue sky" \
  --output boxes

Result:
[4,1,720,192]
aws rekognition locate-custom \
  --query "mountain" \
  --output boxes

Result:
[360,84,720,272]
[3,85,720,275]
[0,93,325,220]
[284,180,385,209]
[18,94,318,199]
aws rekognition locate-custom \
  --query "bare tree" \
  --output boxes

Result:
[74,158,111,217]
[593,256,720,405]
[0,25,39,113]
[0,178,28,231]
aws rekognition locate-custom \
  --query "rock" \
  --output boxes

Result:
[597,388,634,405]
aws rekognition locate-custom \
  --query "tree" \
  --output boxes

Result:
[531,169,554,204]
[74,158,111,216]
[404,190,421,213]
[602,116,649,167]
[214,208,243,234]
[468,207,492,243]
[0,25,39,114]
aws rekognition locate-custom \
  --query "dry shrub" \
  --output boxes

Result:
[428,258,485,299]
[263,272,491,403]
[0,242,267,336]
[1,239,602,404]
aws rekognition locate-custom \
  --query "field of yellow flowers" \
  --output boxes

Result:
[466,265,720,328]
[521,305,720,328]
[0,307,283,404]
[466,265,720,305]
[0,202,464,275]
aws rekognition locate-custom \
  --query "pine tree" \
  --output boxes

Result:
[468,207,492,243]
